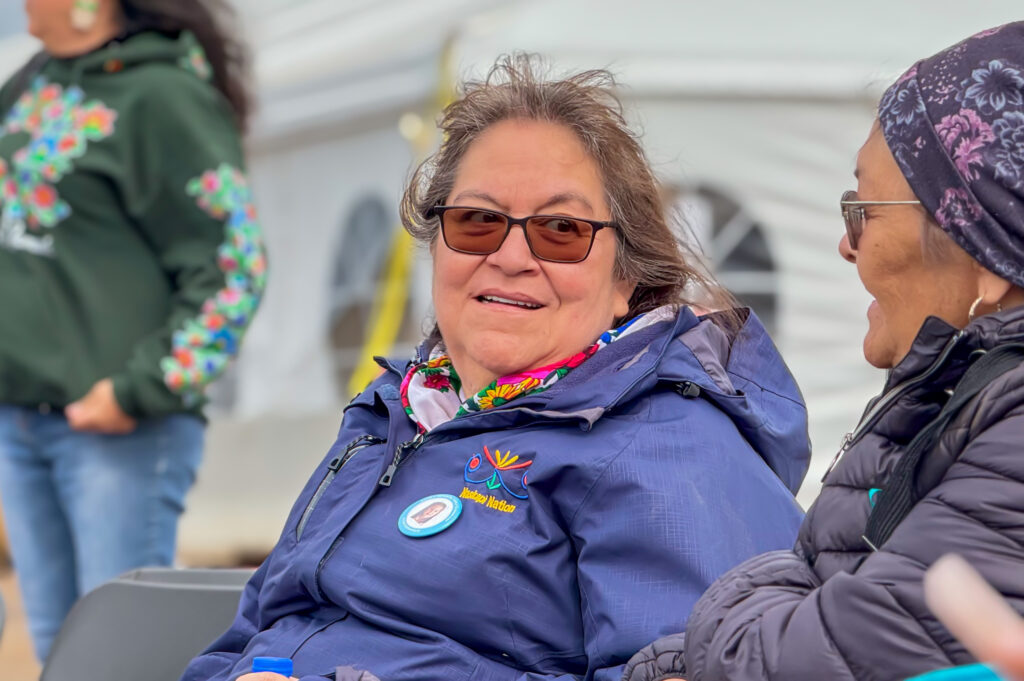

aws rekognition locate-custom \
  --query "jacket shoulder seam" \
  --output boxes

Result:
[566,400,653,528]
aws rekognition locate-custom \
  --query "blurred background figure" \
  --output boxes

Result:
[0,0,264,664]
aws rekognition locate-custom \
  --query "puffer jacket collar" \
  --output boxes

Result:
[883,305,1024,391]
[827,305,1024,489]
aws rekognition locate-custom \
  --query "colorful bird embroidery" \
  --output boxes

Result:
[464,445,532,500]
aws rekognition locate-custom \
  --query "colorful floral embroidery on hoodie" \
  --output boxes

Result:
[1,77,117,232]
[159,164,267,405]
[400,306,678,433]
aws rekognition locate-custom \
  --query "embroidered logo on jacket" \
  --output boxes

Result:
[463,445,532,501]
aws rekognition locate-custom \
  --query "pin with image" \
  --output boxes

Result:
[398,494,462,538]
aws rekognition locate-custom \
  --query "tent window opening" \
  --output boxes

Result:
[666,184,778,335]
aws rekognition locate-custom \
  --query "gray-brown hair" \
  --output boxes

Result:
[400,53,734,324]
[921,214,968,264]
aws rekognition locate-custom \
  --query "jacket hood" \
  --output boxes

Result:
[393,307,809,494]
[653,308,809,493]
[50,30,209,81]
[612,307,811,494]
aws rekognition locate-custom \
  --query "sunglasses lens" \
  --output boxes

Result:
[840,190,862,249]
[525,216,595,263]
[440,208,599,262]
[441,208,509,254]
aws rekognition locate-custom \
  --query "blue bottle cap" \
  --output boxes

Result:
[906,664,1005,681]
[252,656,294,677]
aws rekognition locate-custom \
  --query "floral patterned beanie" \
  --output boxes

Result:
[878,21,1024,287]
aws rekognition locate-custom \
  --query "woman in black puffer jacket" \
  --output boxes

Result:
[624,21,1024,681]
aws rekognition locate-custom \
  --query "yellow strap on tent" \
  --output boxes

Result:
[347,228,413,395]
[347,39,456,396]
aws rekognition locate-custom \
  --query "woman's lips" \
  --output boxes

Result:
[477,294,548,311]
[474,291,544,310]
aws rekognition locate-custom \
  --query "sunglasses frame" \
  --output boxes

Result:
[430,205,617,264]
[839,190,921,249]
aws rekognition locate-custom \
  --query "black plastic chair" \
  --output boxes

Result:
[40,567,253,681]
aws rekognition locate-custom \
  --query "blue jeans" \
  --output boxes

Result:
[0,405,204,661]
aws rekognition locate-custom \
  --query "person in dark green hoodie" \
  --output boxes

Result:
[0,0,265,661]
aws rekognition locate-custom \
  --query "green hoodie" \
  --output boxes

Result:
[0,31,266,418]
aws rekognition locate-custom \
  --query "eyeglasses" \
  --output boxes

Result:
[839,190,921,249]
[431,205,617,264]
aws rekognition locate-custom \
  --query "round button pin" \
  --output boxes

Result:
[398,494,462,538]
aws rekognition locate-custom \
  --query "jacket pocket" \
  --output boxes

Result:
[296,435,384,540]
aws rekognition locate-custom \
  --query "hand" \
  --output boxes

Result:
[925,554,1024,680]
[66,378,137,433]
[235,674,298,681]
[987,631,1024,681]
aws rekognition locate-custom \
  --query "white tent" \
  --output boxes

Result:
[2,1,1022,557]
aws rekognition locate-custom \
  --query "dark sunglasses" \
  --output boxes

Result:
[430,205,617,264]
[839,190,921,249]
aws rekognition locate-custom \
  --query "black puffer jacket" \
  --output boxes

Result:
[624,307,1024,681]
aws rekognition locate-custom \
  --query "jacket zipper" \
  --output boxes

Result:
[378,434,424,487]
[820,330,963,482]
[296,435,384,540]
[313,412,537,598]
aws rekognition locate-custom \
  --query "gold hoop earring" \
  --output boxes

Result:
[70,0,99,32]
[968,295,984,322]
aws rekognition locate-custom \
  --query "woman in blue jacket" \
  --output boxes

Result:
[181,55,808,681]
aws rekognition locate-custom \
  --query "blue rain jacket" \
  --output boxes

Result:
[181,307,809,681]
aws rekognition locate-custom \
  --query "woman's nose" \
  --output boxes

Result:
[486,224,540,273]
[838,232,857,263]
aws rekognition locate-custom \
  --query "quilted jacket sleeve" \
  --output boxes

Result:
[621,633,687,681]
[627,411,1024,681]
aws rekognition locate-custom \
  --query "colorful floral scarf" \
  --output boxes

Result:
[400,306,677,433]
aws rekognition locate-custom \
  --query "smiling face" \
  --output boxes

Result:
[839,123,980,369]
[411,501,446,525]
[432,118,633,395]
